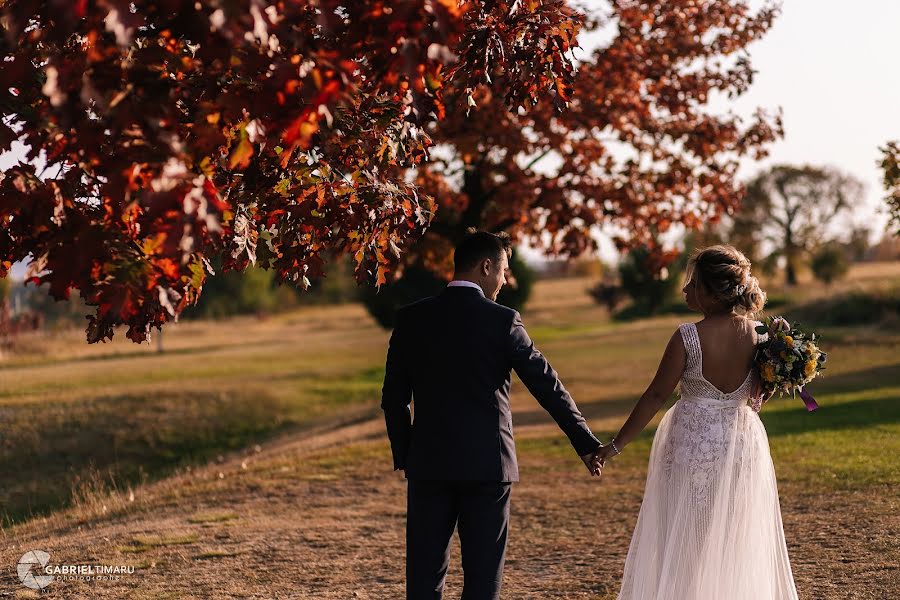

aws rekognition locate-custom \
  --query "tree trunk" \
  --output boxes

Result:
[784,226,798,286]
[785,258,798,287]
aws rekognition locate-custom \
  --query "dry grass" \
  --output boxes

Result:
[0,262,897,598]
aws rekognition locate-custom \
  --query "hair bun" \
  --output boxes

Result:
[688,245,767,315]
[737,275,766,314]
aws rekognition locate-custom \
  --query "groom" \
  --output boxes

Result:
[381,229,603,600]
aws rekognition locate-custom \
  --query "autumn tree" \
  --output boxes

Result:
[733,165,865,285]
[0,0,582,342]
[880,141,900,234]
[364,0,784,324]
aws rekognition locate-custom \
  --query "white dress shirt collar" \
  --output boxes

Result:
[447,280,485,296]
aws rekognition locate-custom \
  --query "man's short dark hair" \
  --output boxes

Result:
[453,228,512,273]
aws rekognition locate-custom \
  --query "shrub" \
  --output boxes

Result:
[184,266,286,319]
[784,287,900,328]
[614,246,683,319]
[810,244,849,285]
[588,282,626,313]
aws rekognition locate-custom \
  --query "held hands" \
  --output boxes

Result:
[580,440,620,477]
[592,444,615,471]
[586,440,622,475]
[580,450,603,477]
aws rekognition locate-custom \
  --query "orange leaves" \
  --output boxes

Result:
[435,0,466,18]
[282,112,319,148]
[2,0,625,344]
[391,0,782,280]
[376,265,388,288]
[228,135,253,170]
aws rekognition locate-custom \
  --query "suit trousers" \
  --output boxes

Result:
[406,479,512,600]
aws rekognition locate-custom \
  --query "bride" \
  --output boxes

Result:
[594,245,799,600]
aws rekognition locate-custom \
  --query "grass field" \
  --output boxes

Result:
[0,262,898,598]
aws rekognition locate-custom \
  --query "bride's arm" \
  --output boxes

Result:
[600,329,686,459]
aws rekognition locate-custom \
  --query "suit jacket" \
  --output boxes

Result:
[381,285,600,482]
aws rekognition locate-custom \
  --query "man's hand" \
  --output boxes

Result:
[580,448,603,477]
[590,444,618,473]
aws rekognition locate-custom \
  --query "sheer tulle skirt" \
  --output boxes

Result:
[616,398,799,600]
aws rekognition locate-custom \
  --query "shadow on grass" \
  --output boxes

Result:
[512,395,643,429]
[0,337,286,371]
[0,390,290,527]
[761,392,900,438]
[514,362,898,433]
[0,365,387,527]
[809,364,900,396]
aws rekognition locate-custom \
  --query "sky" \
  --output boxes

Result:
[709,0,900,231]
[5,1,899,277]
[590,0,898,235]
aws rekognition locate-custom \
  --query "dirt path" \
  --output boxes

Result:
[1,413,898,599]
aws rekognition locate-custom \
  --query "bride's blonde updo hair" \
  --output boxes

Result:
[686,245,767,315]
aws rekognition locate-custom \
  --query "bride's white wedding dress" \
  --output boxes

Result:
[616,322,799,600]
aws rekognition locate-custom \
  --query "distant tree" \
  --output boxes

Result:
[184,255,357,319]
[19,281,90,329]
[733,165,865,285]
[868,233,900,262]
[844,226,872,262]
[880,141,900,235]
[810,244,849,286]
[183,265,289,319]
[495,252,535,315]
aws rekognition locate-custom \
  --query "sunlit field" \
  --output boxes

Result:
[1,262,897,598]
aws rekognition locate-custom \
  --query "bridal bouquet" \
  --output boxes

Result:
[753,317,826,412]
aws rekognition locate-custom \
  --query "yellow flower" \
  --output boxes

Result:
[784,335,794,346]
[762,363,777,383]
[804,360,817,377]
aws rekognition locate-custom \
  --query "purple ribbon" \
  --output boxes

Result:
[799,387,819,412]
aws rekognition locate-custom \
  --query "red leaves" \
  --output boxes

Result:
[393,0,782,278]
[449,1,582,114]
[0,0,502,342]
[228,135,254,171]
[281,112,320,150]
[0,0,779,343]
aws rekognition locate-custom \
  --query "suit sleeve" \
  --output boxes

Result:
[381,310,413,471]
[508,311,600,456]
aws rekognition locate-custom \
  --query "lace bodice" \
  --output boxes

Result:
[677,321,764,403]
[666,320,768,502]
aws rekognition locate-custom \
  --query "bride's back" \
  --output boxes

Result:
[693,317,759,393]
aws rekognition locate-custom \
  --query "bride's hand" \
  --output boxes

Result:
[750,377,774,404]
[591,444,618,471]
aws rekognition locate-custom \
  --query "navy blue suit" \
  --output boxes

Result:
[381,285,600,599]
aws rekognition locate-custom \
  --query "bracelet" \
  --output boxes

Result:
[608,439,621,456]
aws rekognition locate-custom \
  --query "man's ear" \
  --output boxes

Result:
[480,258,492,276]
